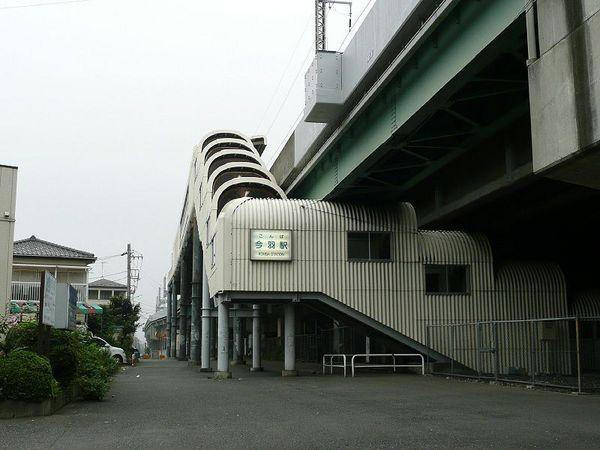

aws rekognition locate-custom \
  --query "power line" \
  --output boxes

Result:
[336,0,376,51]
[96,253,125,261]
[254,16,313,134]
[89,270,127,281]
[264,44,316,137]
[0,0,93,10]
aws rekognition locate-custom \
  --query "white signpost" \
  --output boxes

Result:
[41,271,57,327]
[250,230,292,261]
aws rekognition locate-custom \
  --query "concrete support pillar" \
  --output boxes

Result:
[251,304,262,372]
[215,299,231,379]
[232,305,243,365]
[178,248,191,361]
[166,284,172,358]
[170,280,178,358]
[200,262,211,371]
[186,313,192,360]
[190,226,202,365]
[525,1,539,62]
[282,303,297,377]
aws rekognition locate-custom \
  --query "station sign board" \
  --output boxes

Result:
[250,230,292,261]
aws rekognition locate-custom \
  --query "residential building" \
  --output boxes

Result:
[0,165,17,315]
[88,278,128,306]
[11,236,96,312]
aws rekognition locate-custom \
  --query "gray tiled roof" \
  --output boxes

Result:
[89,278,127,289]
[13,235,96,261]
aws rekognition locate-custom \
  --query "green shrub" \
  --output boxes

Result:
[1,325,118,401]
[48,329,87,387]
[0,350,60,401]
[76,343,118,400]
[4,322,38,353]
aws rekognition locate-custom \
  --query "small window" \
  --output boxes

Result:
[425,265,469,294]
[347,232,391,261]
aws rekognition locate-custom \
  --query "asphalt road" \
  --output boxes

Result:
[1,359,599,449]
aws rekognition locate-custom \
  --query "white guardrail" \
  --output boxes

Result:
[351,354,425,377]
[322,354,348,377]
[322,353,425,377]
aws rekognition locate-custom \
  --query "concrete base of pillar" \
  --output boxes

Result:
[213,371,232,380]
[250,367,263,372]
[281,370,298,377]
[198,367,213,373]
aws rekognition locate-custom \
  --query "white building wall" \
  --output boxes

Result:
[0,165,17,314]
[211,199,569,354]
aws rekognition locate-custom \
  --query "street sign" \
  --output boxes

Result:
[250,230,292,261]
[54,283,78,330]
[41,271,57,327]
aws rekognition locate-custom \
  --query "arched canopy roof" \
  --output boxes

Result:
[208,162,273,194]
[206,152,264,179]
[213,178,285,216]
[200,130,251,150]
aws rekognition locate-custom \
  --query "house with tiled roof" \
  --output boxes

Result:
[88,278,128,306]
[11,236,96,312]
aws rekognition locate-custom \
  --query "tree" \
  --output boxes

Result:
[88,296,140,358]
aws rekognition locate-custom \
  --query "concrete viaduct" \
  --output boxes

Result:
[164,0,600,377]
[272,0,600,295]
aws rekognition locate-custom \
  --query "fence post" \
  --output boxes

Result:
[425,325,430,373]
[450,325,455,375]
[575,317,582,394]
[530,321,536,386]
[476,322,482,379]
[493,322,499,381]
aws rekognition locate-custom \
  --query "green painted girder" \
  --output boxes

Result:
[291,0,527,200]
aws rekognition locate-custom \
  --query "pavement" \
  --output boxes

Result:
[1,359,600,449]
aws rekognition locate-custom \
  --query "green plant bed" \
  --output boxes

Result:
[76,344,119,400]
[2,324,119,402]
[0,350,59,402]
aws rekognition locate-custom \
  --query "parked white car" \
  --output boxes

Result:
[92,336,128,364]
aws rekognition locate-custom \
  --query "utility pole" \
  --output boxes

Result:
[315,0,352,52]
[126,243,131,302]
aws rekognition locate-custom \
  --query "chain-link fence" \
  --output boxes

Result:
[426,317,600,393]
[263,326,366,363]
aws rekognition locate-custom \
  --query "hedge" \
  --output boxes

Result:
[1,324,120,401]
[0,350,59,401]
[76,343,119,400]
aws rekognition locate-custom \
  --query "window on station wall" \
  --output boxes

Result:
[347,232,391,261]
[425,265,470,294]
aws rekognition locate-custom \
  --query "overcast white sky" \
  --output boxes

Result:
[1,0,372,333]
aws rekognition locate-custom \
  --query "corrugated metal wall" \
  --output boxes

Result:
[571,290,600,317]
[212,198,571,371]
[171,129,576,374]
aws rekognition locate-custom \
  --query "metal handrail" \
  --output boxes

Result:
[322,354,347,377]
[351,353,425,377]
[11,281,88,302]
